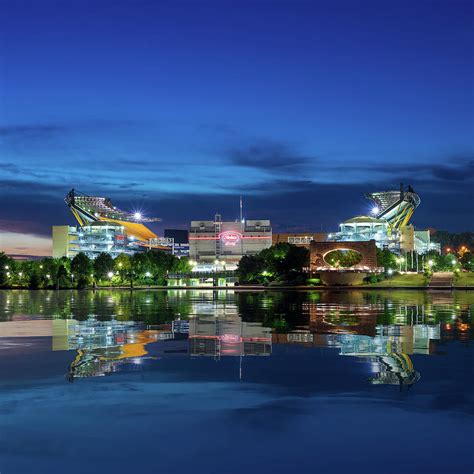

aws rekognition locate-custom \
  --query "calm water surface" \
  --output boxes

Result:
[0,289,472,474]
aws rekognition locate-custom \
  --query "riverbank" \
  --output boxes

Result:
[1,271,473,291]
[1,284,473,290]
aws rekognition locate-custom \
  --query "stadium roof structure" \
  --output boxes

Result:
[366,184,420,230]
[342,216,386,224]
[65,189,161,242]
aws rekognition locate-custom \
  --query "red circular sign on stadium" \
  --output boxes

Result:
[220,231,242,246]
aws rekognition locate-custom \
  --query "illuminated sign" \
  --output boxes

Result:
[219,231,242,246]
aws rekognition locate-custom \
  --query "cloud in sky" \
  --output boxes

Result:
[0,121,473,255]
[0,232,51,256]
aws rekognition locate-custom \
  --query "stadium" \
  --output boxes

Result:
[328,184,439,255]
[53,189,172,259]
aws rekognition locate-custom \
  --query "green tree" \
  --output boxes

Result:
[171,256,192,275]
[71,253,92,288]
[114,253,133,287]
[237,255,263,283]
[237,243,309,284]
[93,253,114,281]
[376,248,397,271]
[0,252,14,287]
[459,251,473,272]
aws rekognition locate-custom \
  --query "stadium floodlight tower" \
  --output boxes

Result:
[65,189,161,243]
[366,183,420,230]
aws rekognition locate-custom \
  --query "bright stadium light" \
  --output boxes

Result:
[371,206,380,215]
[134,212,142,220]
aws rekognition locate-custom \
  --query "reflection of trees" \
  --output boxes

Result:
[0,289,471,339]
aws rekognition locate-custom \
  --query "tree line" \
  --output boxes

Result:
[0,251,191,289]
[237,243,473,286]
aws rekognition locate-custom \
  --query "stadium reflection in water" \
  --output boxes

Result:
[0,289,472,474]
[43,291,472,390]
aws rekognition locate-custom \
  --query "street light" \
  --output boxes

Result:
[145,271,151,278]
[387,268,393,276]
[428,259,434,267]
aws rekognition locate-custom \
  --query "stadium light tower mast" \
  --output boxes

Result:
[366,183,420,230]
[64,189,161,243]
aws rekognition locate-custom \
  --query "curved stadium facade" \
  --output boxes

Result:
[52,189,172,259]
[328,184,439,254]
[65,189,161,242]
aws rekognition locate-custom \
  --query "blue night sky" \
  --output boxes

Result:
[0,0,472,255]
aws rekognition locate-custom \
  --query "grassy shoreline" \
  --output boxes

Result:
[1,271,473,290]
[1,284,473,291]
